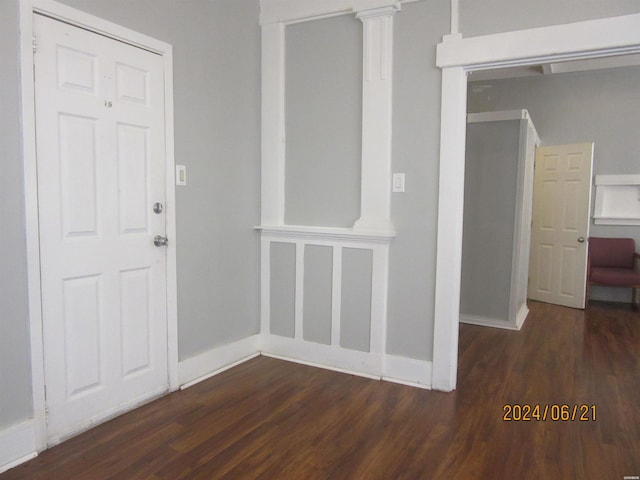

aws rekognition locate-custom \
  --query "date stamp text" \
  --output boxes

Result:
[503,404,596,422]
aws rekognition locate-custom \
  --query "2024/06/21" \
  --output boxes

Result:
[502,404,596,422]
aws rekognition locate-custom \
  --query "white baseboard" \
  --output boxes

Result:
[515,304,529,329]
[261,352,381,380]
[261,335,433,389]
[383,354,432,389]
[0,419,38,475]
[460,313,522,331]
[178,334,261,388]
[261,334,382,379]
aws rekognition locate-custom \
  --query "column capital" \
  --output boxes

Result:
[356,3,400,21]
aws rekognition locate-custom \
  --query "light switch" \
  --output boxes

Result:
[176,165,187,186]
[392,173,405,193]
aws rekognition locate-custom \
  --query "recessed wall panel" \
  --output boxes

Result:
[270,242,296,338]
[120,268,151,378]
[63,275,102,398]
[285,15,362,227]
[303,245,333,345]
[118,124,149,234]
[340,248,372,352]
[59,114,98,237]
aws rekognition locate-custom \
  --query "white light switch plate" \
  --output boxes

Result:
[392,173,405,193]
[176,165,187,186]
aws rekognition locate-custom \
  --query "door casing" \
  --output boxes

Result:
[434,14,640,391]
[20,0,178,451]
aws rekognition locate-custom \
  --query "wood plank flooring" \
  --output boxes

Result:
[2,300,639,479]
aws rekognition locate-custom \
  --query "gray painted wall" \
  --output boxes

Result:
[303,246,333,345]
[386,0,449,361]
[270,242,296,337]
[340,248,373,352]
[0,0,34,430]
[56,0,262,358]
[461,120,521,321]
[4,0,640,438]
[460,0,640,37]
[468,66,640,302]
[285,15,362,228]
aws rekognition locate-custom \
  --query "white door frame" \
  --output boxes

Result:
[433,13,640,391]
[19,0,179,451]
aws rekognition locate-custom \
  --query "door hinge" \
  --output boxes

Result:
[32,34,38,54]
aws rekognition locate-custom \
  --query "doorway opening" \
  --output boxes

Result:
[432,14,640,391]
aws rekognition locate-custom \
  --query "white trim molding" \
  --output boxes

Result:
[259,0,421,26]
[383,355,432,389]
[260,22,286,225]
[178,335,262,388]
[437,13,640,70]
[259,0,400,238]
[352,5,398,235]
[20,0,178,452]
[256,225,395,245]
[433,13,640,392]
[0,420,38,475]
[593,174,640,226]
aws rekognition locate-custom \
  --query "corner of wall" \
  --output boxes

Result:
[177,334,261,389]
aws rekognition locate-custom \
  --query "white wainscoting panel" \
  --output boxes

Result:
[258,226,412,382]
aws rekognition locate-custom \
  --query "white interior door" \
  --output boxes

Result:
[528,143,594,309]
[34,13,169,443]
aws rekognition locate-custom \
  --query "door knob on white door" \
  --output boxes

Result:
[154,235,169,247]
[577,237,585,243]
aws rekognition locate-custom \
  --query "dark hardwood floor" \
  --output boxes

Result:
[2,300,639,479]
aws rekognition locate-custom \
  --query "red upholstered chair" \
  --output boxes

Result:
[587,237,640,305]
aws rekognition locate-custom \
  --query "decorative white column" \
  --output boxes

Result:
[432,66,467,392]
[353,4,399,236]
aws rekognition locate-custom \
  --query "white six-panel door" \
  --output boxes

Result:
[34,13,169,443]
[528,143,594,309]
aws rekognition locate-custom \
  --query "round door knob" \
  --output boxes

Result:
[154,235,168,247]
[577,237,585,243]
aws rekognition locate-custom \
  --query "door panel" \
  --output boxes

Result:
[63,275,103,398]
[528,143,594,308]
[35,13,168,444]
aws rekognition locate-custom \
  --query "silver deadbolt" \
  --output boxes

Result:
[577,237,585,243]
[154,235,169,247]
[153,202,163,214]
